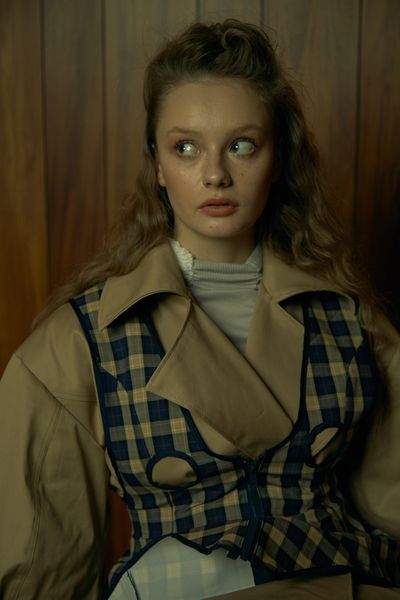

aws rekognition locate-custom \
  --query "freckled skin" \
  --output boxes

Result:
[155,78,277,263]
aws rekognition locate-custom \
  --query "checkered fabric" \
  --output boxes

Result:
[70,289,400,598]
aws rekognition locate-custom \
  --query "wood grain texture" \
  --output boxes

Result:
[264,0,359,226]
[0,0,48,372]
[104,0,197,225]
[199,0,262,23]
[356,0,400,315]
[104,0,198,565]
[1,0,399,578]
[43,0,105,287]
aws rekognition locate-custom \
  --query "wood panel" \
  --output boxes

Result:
[199,0,262,23]
[264,0,359,226]
[356,0,400,316]
[0,0,48,373]
[1,0,399,576]
[104,0,199,567]
[43,0,105,287]
[105,0,197,224]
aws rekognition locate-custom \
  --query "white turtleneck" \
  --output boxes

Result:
[169,239,263,353]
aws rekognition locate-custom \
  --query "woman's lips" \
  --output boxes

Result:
[199,199,238,217]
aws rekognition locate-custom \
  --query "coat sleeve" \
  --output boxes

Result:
[0,307,109,599]
[350,316,400,540]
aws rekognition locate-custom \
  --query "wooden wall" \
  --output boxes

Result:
[2,0,400,371]
[1,0,399,567]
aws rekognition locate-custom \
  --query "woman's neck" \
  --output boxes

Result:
[171,233,257,264]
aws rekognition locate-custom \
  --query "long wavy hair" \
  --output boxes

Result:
[36,19,381,328]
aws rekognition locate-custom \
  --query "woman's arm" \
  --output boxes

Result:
[350,317,400,539]
[0,306,109,599]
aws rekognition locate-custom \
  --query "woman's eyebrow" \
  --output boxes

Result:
[166,124,267,136]
[166,127,199,136]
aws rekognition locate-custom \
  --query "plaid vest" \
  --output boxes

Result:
[71,286,400,595]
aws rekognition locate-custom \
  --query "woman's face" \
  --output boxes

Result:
[155,78,277,262]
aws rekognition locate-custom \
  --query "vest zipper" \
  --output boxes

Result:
[241,459,262,560]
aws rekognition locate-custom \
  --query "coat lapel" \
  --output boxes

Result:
[146,299,293,460]
[245,285,304,424]
[98,241,353,460]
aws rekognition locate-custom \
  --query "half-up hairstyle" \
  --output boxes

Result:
[36,19,381,327]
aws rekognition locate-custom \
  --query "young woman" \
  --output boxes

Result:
[1,19,399,600]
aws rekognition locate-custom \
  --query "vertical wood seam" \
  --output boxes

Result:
[353,0,363,241]
[260,0,265,26]
[40,0,51,300]
[101,0,108,230]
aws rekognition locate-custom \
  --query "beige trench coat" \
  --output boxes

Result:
[1,242,399,599]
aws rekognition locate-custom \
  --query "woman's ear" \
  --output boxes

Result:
[157,162,166,187]
[153,144,166,187]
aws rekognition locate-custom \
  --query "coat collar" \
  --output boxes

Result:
[98,242,188,329]
[97,240,356,459]
[98,240,354,329]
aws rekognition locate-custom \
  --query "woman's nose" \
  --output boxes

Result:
[202,152,232,188]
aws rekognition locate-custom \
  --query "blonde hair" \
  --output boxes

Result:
[35,19,382,329]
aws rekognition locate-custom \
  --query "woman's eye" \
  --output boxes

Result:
[230,139,256,155]
[175,142,198,157]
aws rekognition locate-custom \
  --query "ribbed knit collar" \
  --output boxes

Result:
[169,239,262,287]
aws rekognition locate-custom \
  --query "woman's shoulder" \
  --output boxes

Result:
[15,301,96,402]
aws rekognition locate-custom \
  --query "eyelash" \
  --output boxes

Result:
[174,137,257,157]
[175,141,197,156]
[230,137,257,154]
